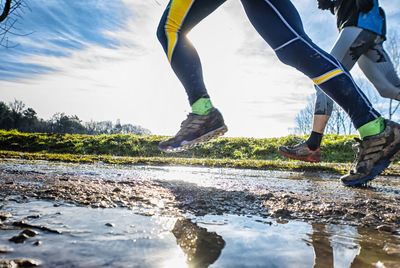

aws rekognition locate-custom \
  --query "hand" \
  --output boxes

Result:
[317,0,333,10]
[356,0,374,13]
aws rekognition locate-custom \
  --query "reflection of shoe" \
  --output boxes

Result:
[278,142,322,163]
[172,218,225,267]
[341,120,400,186]
[159,108,228,152]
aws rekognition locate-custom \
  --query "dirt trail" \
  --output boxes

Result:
[1,160,400,231]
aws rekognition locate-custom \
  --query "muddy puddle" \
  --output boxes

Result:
[0,159,400,267]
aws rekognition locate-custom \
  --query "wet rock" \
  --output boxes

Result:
[271,208,291,218]
[0,260,13,268]
[377,225,395,233]
[99,201,109,208]
[351,211,366,219]
[0,245,14,253]
[0,212,12,221]
[12,258,41,267]
[32,240,41,246]
[9,233,30,243]
[245,195,256,201]
[12,220,61,234]
[27,214,40,219]
[383,244,400,254]
[21,229,38,238]
[105,223,115,227]
[260,193,274,200]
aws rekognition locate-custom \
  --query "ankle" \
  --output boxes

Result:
[191,98,214,115]
[305,131,323,151]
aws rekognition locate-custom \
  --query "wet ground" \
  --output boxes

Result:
[0,159,400,267]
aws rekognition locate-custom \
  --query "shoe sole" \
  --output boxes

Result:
[278,148,321,163]
[159,125,228,153]
[342,140,400,186]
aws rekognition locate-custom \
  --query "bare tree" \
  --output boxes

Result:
[325,104,354,135]
[293,95,315,135]
[0,0,30,47]
[8,98,25,114]
[294,93,356,136]
[0,0,11,22]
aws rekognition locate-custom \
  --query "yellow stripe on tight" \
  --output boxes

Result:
[165,0,195,62]
[312,69,343,85]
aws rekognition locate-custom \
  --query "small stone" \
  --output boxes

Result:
[383,244,400,254]
[12,258,41,267]
[0,212,12,221]
[27,214,40,219]
[105,223,115,227]
[0,245,14,253]
[377,225,395,233]
[32,240,42,246]
[100,201,109,208]
[21,229,38,238]
[9,233,30,244]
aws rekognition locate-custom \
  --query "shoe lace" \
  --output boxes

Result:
[176,113,205,136]
[350,137,365,174]
[350,135,385,174]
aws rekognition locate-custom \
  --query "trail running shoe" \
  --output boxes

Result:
[341,120,400,186]
[159,108,228,153]
[278,142,322,163]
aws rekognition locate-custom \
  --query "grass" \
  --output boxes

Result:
[0,130,399,176]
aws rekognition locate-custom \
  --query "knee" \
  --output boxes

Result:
[315,98,333,116]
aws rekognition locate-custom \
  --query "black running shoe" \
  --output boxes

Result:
[159,108,228,152]
[341,120,400,186]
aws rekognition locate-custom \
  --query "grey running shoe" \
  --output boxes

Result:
[159,108,228,152]
[278,142,322,163]
[341,120,400,186]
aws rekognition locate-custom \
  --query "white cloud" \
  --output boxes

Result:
[1,0,399,138]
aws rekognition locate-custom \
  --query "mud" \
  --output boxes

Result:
[0,161,399,231]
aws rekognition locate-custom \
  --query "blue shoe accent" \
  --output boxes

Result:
[342,160,391,186]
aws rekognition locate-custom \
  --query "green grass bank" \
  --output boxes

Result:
[0,130,399,175]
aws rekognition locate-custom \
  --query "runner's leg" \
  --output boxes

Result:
[308,28,374,150]
[157,0,228,152]
[157,0,227,105]
[240,0,400,185]
[314,27,366,121]
[240,0,380,131]
[358,42,400,100]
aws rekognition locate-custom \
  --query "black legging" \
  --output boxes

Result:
[157,0,381,129]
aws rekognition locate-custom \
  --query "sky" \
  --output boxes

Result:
[0,0,399,138]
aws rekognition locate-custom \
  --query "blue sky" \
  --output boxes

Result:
[0,0,399,137]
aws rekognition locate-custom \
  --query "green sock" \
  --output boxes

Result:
[358,117,385,139]
[191,98,214,115]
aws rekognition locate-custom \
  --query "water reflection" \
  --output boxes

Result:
[308,223,400,268]
[310,223,334,267]
[172,218,225,268]
[350,227,400,268]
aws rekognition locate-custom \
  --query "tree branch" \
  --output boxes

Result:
[0,0,12,23]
